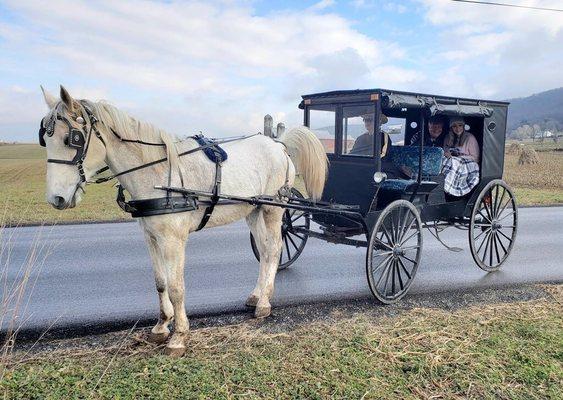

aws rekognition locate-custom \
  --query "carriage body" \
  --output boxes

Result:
[299,88,510,232]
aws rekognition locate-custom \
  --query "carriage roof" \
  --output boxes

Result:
[299,88,509,109]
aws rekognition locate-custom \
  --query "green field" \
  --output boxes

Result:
[0,144,129,225]
[2,291,561,399]
[0,143,561,225]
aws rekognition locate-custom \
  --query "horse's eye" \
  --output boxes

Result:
[63,135,69,146]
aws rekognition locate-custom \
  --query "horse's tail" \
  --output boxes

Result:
[279,126,328,201]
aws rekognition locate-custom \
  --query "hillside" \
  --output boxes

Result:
[506,87,563,133]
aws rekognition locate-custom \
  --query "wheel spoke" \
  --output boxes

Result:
[284,235,292,261]
[491,185,498,216]
[401,254,417,265]
[375,258,393,288]
[397,208,411,242]
[372,254,392,275]
[497,211,516,223]
[494,187,506,219]
[291,231,306,241]
[493,232,501,265]
[495,232,509,254]
[477,209,491,223]
[383,259,395,296]
[390,210,399,244]
[488,232,494,266]
[397,257,412,280]
[396,261,404,291]
[477,230,491,254]
[497,229,513,243]
[399,229,418,246]
[391,260,396,294]
[483,194,493,221]
[398,215,416,244]
[286,233,301,251]
[496,196,512,221]
[381,224,395,246]
[473,226,491,242]
[373,237,393,250]
[401,245,420,251]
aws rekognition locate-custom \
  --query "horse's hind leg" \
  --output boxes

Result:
[144,232,174,344]
[246,206,284,318]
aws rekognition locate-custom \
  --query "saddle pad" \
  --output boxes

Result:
[192,134,228,163]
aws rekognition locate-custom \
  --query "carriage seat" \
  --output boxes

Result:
[389,145,444,177]
[378,146,444,194]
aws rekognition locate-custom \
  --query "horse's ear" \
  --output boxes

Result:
[60,85,75,113]
[41,85,57,109]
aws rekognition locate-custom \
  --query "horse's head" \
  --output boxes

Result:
[39,86,107,209]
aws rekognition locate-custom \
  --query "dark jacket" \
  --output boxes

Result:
[409,131,445,148]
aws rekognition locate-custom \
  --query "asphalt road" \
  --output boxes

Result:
[2,206,562,337]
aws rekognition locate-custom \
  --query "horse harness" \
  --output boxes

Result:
[38,102,256,230]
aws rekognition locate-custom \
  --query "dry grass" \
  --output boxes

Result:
[503,151,563,190]
[2,288,561,399]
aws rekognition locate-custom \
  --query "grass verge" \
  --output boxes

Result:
[2,287,562,399]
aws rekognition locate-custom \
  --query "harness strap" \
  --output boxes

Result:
[196,159,222,231]
[94,134,258,184]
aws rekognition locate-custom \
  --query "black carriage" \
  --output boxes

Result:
[249,88,517,303]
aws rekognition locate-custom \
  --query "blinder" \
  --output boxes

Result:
[38,103,100,183]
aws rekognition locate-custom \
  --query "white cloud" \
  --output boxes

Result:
[309,0,336,12]
[416,0,563,98]
[0,0,413,140]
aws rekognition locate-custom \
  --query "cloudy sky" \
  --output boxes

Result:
[1,0,562,142]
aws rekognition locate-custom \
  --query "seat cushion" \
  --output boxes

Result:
[389,146,444,177]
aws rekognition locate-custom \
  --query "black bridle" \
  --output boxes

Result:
[38,101,105,183]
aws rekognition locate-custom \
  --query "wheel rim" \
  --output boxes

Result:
[470,181,517,271]
[367,201,422,303]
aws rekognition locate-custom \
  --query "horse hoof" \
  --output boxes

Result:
[246,294,259,307]
[164,346,186,358]
[148,332,169,344]
[254,305,271,319]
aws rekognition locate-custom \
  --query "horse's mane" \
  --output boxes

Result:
[85,100,183,177]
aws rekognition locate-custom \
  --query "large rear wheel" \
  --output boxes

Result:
[469,180,518,272]
[250,188,310,270]
[366,200,422,304]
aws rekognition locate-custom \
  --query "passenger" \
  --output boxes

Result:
[409,115,446,148]
[350,113,407,179]
[350,113,390,157]
[443,117,480,163]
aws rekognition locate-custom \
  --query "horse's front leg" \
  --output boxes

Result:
[158,236,190,357]
[144,231,174,344]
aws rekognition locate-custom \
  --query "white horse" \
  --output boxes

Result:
[39,86,327,356]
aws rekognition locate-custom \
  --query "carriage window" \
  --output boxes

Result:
[309,108,336,154]
[342,105,375,156]
[385,117,406,146]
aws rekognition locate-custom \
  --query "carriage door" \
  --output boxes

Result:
[306,103,378,216]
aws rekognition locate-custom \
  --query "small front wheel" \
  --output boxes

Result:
[250,188,310,270]
[366,200,422,304]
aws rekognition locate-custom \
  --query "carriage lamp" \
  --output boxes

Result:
[373,172,387,184]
